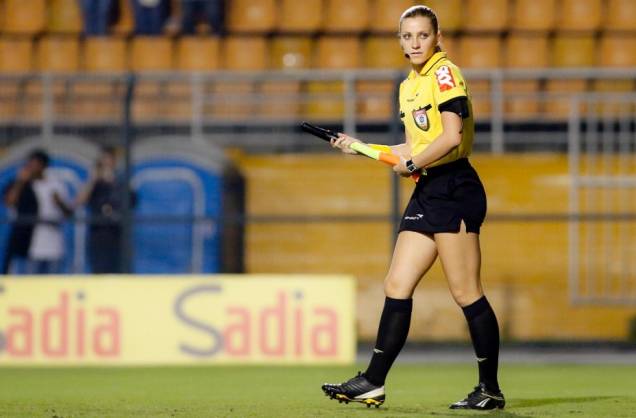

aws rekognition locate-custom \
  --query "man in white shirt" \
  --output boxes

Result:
[3,150,72,274]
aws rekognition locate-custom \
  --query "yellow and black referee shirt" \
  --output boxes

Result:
[399,51,474,168]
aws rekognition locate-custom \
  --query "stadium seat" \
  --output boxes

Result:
[305,36,361,120]
[505,34,550,68]
[364,36,406,69]
[129,38,174,121]
[278,0,322,33]
[370,0,414,33]
[0,37,33,73]
[223,36,268,70]
[594,35,636,97]
[556,0,602,31]
[510,0,556,31]
[3,0,46,34]
[422,0,462,32]
[458,35,502,69]
[599,35,636,68]
[83,37,128,71]
[227,0,276,33]
[357,80,396,121]
[359,36,405,121]
[176,37,221,71]
[130,37,174,71]
[270,36,313,70]
[324,0,369,33]
[458,36,502,119]
[264,37,312,118]
[551,34,596,67]
[463,0,509,32]
[112,0,135,35]
[440,34,458,62]
[214,37,268,120]
[36,36,80,72]
[504,35,550,119]
[545,35,596,119]
[314,36,361,69]
[605,0,636,31]
[47,0,83,34]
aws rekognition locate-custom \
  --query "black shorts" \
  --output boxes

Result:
[399,158,487,235]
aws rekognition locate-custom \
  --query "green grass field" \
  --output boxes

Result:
[0,364,634,418]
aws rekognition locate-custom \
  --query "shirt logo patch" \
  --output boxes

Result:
[412,105,432,131]
[435,65,456,92]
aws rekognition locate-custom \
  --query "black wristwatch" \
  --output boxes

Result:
[405,159,419,174]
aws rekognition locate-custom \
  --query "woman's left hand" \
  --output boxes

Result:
[393,157,412,177]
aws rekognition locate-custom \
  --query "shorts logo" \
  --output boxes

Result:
[411,105,432,131]
[435,66,456,92]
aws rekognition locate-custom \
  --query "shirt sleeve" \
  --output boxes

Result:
[432,64,467,109]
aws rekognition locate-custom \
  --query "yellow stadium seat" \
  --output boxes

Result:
[364,36,406,69]
[545,35,596,119]
[129,38,174,121]
[264,37,312,119]
[304,36,361,120]
[130,37,174,71]
[360,36,405,121]
[278,0,322,33]
[458,36,501,119]
[463,0,509,32]
[458,35,502,68]
[47,0,83,34]
[36,36,80,72]
[215,37,268,120]
[594,35,636,101]
[551,34,596,67]
[504,34,549,119]
[510,0,556,31]
[3,0,46,34]
[440,34,458,62]
[422,0,462,32]
[370,0,414,33]
[0,38,33,73]
[324,0,369,33]
[357,80,395,121]
[505,34,549,68]
[599,35,636,67]
[314,36,361,69]
[270,36,313,70]
[556,0,602,31]
[83,37,127,71]
[227,0,276,33]
[176,37,220,71]
[223,36,268,70]
[70,80,126,122]
[112,0,134,35]
[605,0,636,31]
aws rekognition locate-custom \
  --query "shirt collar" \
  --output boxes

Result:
[407,51,447,79]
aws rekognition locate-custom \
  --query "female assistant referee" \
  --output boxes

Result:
[321,5,505,411]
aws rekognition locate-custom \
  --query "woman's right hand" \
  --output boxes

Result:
[330,133,362,155]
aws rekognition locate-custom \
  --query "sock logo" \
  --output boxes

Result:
[373,348,384,354]
[477,357,488,362]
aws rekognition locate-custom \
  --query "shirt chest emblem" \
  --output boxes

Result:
[412,104,432,131]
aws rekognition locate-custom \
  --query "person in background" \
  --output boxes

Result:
[180,0,225,36]
[76,147,131,274]
[131,0,172,35]
[80,0,119,35]
[3,150,72,274]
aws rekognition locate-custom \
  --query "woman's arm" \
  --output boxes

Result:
[393,111,462,176]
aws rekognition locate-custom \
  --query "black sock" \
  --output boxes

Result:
[364,297,412,386]
[462,296,500,393]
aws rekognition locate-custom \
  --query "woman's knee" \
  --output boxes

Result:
[449,285,483,307]
[383,275,415,299]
